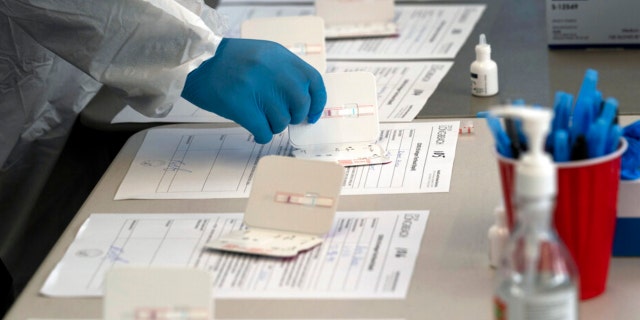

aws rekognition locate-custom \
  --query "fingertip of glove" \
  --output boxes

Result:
[253,134,273,144]
[308,112,322,124]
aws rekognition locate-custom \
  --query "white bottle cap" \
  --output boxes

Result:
[475,34,491,61]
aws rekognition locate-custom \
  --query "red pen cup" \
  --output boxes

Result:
[496,138,627,300]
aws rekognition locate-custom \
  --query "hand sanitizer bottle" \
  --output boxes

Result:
[471,34,499,96]
[490,106,578,320]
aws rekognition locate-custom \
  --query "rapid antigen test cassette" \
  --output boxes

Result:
[315,0,398,39]
[241,15,327,73]
[206,156,344,257]
[289,71,391,167]
[104,267,213,320]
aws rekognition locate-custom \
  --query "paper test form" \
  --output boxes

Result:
[217,4,486,60]
[114,121,459,200]
[41,211,429,299]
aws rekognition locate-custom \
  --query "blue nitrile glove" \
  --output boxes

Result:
[181,38,327,144]
[621,120,640,180]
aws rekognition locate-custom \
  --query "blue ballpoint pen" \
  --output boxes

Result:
[551,92,564,132]
[486,115,513,158]
[586,119,608,158]
[599,97,618,125]
[553,130,570,162]
[571,69,598,143]
[605,124,623,154]
[476,111,489,118]
[559,93,573,131]
[571,96,594,143]
[592,90,603,119]
[548,92,571,151]
[576,69,598,107]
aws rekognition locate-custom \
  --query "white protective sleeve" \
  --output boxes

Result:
[0,0,223,117]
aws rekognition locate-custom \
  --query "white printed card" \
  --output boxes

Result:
[289,71,391,166]
[206,155,344,257]
[241,15,327,73]
[315,0,398,39]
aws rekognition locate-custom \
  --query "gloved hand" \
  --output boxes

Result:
[621,120,640,180]
[181,38,327,144]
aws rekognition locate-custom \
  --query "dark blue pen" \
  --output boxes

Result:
[486,115,513,158]
[504,118,522,158]
[571,135,588,160]
[510,99,528,151]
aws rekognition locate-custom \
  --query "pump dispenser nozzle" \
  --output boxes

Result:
[489,105,554,198]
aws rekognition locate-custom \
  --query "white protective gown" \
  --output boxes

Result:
[0,0,223,287]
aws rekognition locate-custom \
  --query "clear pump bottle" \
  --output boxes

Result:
[490,106,578,320]
[488,203,509,269]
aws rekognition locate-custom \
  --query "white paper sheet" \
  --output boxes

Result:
[326,61,452,122]
[216,4,486,60]
[41,211,429,299]
[114,121,459,200]
[112,61,452,124]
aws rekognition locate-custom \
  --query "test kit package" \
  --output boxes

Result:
[289,71,391,166]
[241,16,327,73]
[612,179,640,256]
[546,0,640,46]
[206,156,344,257]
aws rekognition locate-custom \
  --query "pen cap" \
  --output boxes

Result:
[490,106,555,198]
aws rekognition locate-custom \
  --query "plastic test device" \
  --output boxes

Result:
[288,71,391,167]
[206,155,345,257]
[241,16,327,73]
[315,0,398,39]
[104,267,213,320]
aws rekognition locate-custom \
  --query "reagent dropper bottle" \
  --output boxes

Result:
[471,34,499,96]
